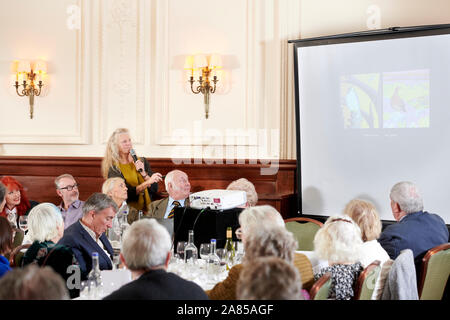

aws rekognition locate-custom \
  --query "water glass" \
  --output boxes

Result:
[199,243,210,261]
[176,241,187,260]
[18,216,28,232]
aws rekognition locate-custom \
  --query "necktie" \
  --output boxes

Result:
[167,200,181,219]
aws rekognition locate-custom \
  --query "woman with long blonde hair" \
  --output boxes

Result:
[101,128,162,212]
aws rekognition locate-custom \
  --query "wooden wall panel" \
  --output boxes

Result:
[0,156,297,218]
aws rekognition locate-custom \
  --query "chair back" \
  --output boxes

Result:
[284,217,323,251]
[418,243,450,300]
[354,260,381,300]
[310,272,332,300]
[8,243,31,268]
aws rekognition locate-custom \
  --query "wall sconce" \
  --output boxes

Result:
[185,54,222,119]
[14,60,47,119]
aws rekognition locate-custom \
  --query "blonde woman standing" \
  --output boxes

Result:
[102,128,163,213]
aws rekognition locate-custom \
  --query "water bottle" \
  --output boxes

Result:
[86,252,104,299]
[184,230,198,264]
[207,239,221,279]
[225,227,235,270]
[138,210,143,220]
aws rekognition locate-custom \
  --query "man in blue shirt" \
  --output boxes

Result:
[55,173,85,229]
[379,181,449,260]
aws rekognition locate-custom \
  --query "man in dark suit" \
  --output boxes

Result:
[58,192,119,279]
[379,181,449,260]
[147,170,191,220]
[103,219,208,300]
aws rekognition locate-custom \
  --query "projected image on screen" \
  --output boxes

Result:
[383,69,430,128]
[341,74,381,129]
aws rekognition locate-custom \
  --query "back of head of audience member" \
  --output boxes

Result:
[389,181,424,221]
[120,218,171,272]
[164,170,191,201]
[27,203,64,243]
[343,199,382,241]
[243,225,297,264]
[0,217,13,256]
[238,205,284,239]
[313,215,363,264]
[237,256,303,300]
[0,264,69,300]
[227,178,258,207]
[0,182,6,212]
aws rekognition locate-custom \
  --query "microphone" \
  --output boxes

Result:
[130,149,143,173]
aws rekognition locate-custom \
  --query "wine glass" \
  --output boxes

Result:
[176,241,187,261]
[18,216,28,233]
[199,243,210,261]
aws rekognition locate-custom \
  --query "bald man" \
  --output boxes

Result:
[147,170,191,220]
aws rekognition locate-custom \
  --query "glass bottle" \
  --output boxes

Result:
[184,230,198,264]
[225,227,235,270]
[138,210,143,220]
[86,252,104,299]
[207,238,221,278]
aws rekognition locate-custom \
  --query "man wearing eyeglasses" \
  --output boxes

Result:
[55,174,85,229]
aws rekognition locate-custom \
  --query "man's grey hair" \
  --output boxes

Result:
[82,192,118,217]
[102,177,124,196]
[390,181,424,214]
[121,219,171,270]
[54,173,76,189]
[0,182,5,203]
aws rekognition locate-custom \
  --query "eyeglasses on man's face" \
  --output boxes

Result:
[59,183,79,191]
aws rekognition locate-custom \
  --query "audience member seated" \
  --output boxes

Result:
[206,205,311,300]
[313,215,364,300]
[0,182,6,212]
[22,203,80,298]
[343,199,390,267]
[226,178,258,207]
[378,181,449,261]
[58,193,118,280]
[103,219,209,300]
[237,256,303,300]
[102,128,162,212]
[55,173,85,230]
[0,264,69,300]
[0,176,37,228]
[147,170,191,222]
[102,177,138,231]
[0,217,13,278]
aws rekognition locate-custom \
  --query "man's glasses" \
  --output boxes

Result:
[59,183,79,191]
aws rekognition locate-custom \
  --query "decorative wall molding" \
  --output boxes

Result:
[0,0,88,145]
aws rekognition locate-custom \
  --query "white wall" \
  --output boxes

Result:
[0,0,449,161]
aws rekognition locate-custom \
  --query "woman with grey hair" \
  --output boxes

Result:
[206,209,311,300]
[313,215,364,300]
[237,256,303,300]
[22,203,79,298]
[103,219,208,300]
[226,178,258,207]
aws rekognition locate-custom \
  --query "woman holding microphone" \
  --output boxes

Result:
[102,128,163,213]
